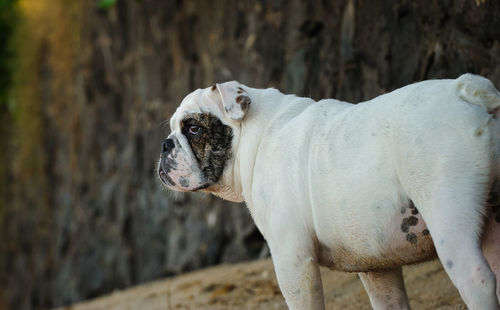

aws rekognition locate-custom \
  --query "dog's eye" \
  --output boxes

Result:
[187,125,201,135]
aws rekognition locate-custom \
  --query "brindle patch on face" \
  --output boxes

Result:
[181,113,233,187]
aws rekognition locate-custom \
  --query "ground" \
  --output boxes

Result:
[58,259,467,310]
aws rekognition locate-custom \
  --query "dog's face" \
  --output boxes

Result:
[158,81,251,200]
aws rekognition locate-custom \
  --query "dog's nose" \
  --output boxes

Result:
[162,138,175,155]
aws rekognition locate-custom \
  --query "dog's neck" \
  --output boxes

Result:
[203,86,315,205]
[233,87,315,207]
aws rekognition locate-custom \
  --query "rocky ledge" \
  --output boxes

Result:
[58,259,466,310]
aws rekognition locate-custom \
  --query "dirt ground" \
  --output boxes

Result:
[58,259,466,310]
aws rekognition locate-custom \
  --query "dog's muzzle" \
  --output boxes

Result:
[158,138,176,186]
[161,138,175,156]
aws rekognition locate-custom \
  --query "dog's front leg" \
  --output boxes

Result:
[270,241,325,310]
[359,267,411,310]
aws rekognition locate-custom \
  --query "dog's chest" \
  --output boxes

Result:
[316,201,437,272]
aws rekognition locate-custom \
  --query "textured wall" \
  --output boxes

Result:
[1,0,500,309]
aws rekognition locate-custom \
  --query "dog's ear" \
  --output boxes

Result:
[215,81,251,121]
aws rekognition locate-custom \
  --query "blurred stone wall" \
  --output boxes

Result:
[1,0,499,309]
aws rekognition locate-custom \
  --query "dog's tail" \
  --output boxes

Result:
[456,73,500,118]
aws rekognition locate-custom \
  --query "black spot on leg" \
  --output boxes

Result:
[404,200,418,215]
[407,216,418,226]
[401,216,418,233]
[446,260,453,269]
[406,233,417,244]
[422,229,430,236]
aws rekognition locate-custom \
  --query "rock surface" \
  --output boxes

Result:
[59,259,466,310]
[1,0,499,309]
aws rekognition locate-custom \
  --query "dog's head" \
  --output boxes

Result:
[157,81,251,201]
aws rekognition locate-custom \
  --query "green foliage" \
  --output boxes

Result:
[0,0,17,109]
[98,0,117,10]
[0,0,15,9]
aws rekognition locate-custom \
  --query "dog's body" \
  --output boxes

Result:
[159,74,500,310]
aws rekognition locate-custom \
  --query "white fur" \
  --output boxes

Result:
[163,74,500,310]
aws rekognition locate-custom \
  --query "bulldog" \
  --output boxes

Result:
[158,74,500,310]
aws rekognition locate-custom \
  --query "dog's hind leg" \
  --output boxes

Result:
[483,186,500,303]
[358,267,410,310]
[419,176,500,310]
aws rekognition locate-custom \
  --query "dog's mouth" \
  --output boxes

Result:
[158,163,174,187]
[157,157,211,192]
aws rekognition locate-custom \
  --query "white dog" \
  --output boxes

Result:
[158,74,500,310]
